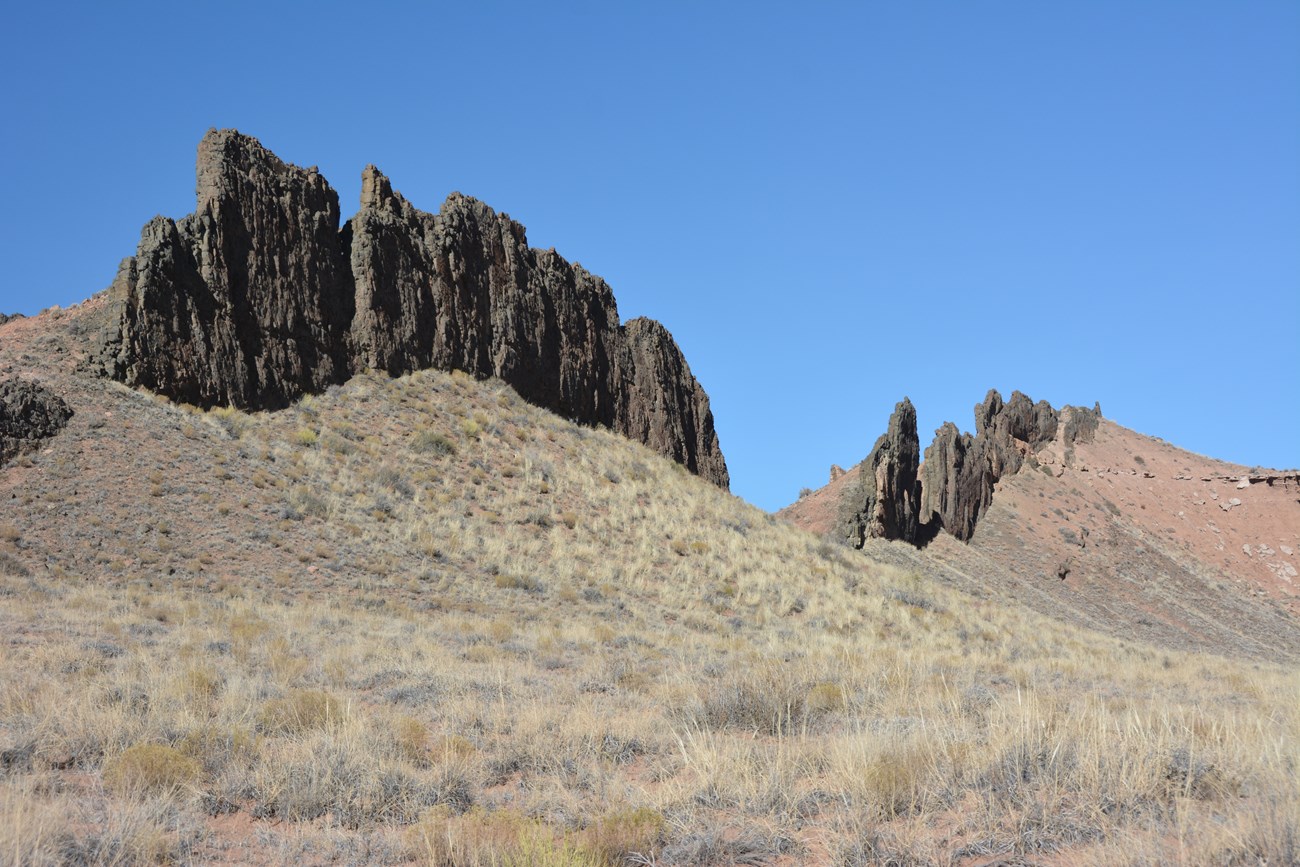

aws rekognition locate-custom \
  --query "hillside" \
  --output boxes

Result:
[1,301,1298,865]
[780,400,1300,662]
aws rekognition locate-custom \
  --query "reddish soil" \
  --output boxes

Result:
[780,418,1300,660]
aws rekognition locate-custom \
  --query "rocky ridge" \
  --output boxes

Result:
[838,389,1100,547]
[93,130,727,488]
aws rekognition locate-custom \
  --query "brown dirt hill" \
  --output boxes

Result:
[2,303,1298,864]
[780,417,1300,660]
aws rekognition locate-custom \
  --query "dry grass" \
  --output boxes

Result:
[0,366,1297,864]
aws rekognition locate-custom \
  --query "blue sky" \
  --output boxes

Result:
[2,2,1296,509]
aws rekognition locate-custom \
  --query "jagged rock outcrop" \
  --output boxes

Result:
[836,399,921,546]
[918,422,979,541]
[1062,402,1101,446]
[842,390,1100,547]
[95,129,728,487]
[620,318,728,487]
[98,131,353,409]
[348,169,726,486]
[0,380,72,466]
[917,389,1083,541]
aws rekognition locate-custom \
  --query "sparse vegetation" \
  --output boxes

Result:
[0,365,1296,863]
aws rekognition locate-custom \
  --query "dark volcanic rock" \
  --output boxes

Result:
[98,130,353,409]
[350,171,622,428]
[96,131,728,487]
[620,318,729,488]
[844,389,1098,546]
[919,422,978,541]
[0,380,73,466]
[836,399,921,546]
[1062,403,1101,446]
[349,168,727,486]
[918,389,1064,541]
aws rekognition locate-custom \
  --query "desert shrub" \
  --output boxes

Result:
[291,428,319,448]
[288,485,330,519]
[580,807,666,864]
[494,573,542,593]
[103,743,201,794]
[408,806,602,867]
[414,430,457,456]
[258,689,342,734]
[657,826,792,866]
[254,741,438,826]
[209,405,249,439]
[179,724,257,776]
[395,715,431,764]
[806,682,845,714]
[177,664,223,702]
[687,664,829,735]
[861,742,932,817]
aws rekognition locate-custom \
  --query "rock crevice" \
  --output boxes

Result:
[95,130,728,488]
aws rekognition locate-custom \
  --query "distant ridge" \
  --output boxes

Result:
[93,129,728,488]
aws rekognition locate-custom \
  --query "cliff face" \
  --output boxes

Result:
[96,130,728,488]
[839,390,1100,547]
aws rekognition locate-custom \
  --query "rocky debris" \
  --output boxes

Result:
[94,130,728,488]
[0,313,24,327]
[836,399,921,546]
[0,379,73,466]
[841,389,1102,548]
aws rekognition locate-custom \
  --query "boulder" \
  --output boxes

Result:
[0,380,73,466]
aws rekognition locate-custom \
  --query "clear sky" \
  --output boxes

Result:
[2,2,1296,509]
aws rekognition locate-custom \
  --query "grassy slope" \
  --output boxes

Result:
[0,305,1297,865]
